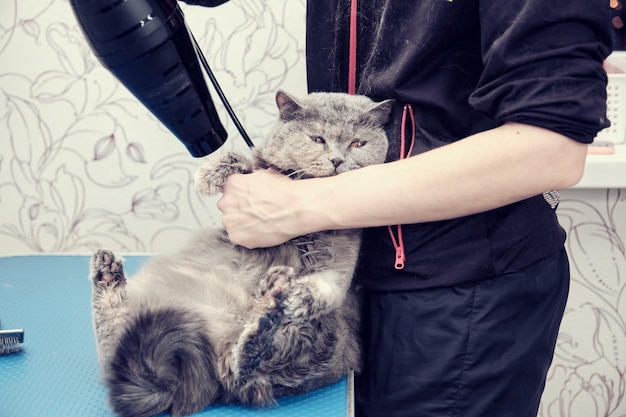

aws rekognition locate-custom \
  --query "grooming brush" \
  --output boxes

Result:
[0,319,24,354]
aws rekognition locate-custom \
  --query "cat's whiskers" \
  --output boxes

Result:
[284,168,307,179]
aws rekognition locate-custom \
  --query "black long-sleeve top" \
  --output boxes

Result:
[306,0,613,290]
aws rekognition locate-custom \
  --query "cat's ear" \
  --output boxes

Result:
[367,99,396,126]
[275,90,303,121]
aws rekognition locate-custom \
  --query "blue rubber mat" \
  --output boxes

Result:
[0,255,351,417]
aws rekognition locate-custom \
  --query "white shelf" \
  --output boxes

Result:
[574,144,626,188]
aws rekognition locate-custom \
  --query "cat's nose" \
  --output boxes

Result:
[330,157,344,168]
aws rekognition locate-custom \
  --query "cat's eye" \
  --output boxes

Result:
[350,140,367,148]
[311,136,326,144]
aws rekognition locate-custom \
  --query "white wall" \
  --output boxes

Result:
[1,1,625,415]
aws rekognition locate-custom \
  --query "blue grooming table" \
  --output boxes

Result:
[0,255,353,417]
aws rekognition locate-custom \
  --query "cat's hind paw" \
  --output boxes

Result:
[258,266,297,303]
[235,378,276,407]
[194,152,254,195]
[90,249,126,288]
[258,266,320,320]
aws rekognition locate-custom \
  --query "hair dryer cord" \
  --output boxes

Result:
[191,33,254,148]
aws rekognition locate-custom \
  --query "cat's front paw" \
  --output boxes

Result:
[194,152,254,195]
[90,249,126,288]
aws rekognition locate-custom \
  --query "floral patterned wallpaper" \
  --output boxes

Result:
[1,1,625,416]
[541,188,626,417]
[0,0,306,255]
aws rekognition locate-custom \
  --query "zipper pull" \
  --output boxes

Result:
[394,245,405,270]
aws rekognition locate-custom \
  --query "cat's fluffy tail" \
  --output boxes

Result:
[105,308,219,417]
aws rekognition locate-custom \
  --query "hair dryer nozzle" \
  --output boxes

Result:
[70,0,228,157]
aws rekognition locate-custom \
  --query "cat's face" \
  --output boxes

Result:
[257,91,394,178]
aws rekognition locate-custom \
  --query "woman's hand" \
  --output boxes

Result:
[217,169,303,248]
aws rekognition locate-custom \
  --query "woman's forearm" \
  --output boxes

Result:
[294,122,588,233]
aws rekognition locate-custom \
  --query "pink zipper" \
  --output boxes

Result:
[387,105,415,270]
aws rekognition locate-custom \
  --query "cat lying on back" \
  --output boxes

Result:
[88,90,394,417]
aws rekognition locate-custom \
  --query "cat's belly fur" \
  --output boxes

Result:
[125,261,254,341]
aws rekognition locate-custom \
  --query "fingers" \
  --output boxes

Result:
[216,173,246,213]
[214,170,295,248]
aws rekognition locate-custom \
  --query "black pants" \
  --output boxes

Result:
[355,249,570,417]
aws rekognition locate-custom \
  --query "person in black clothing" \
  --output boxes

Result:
[186,1,613,416]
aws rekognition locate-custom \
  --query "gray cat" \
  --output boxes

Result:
[88,91,394,417]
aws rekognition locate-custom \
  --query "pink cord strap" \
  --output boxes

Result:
[348,0,357,95]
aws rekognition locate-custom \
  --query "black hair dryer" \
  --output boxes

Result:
[69,0,251,157]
